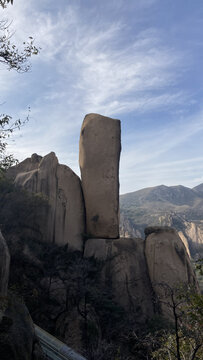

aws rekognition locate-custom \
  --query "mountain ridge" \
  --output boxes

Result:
[120,183,203,258]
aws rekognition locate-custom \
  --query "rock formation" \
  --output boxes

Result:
[0,231,10,297]
[145,226,198,288]
[7,152,85,251]
[1,113,200,354]
[84,237,154,323]
[79,113,121,238]
[145,226,199,316]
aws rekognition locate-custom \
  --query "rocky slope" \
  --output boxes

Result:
[120,184,203,258]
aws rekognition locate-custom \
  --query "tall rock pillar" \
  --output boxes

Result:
[79,113,121,238]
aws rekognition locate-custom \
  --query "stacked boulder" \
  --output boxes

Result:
[6,113,199,322]
[79,114,154,319]
[79,114,198,318]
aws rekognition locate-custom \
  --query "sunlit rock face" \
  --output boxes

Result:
[7,152,85,251]
[145,226,198,287]
[145,226,199,316]
[0,231,10,297]
[84,237,154,323]
[79,113,121,239]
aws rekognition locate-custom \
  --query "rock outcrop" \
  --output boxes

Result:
[7,152,85,251]
[84,237,154,323]
[1,113,200,353]
[145,226,198,288]
[79,113,121,239]
[145,226,199,316]
[0,231,10,297]
[7,153,42,179]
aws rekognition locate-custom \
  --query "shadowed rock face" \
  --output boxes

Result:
[0,231,10,297]
[0,298,45,360]
[7,152,85,251]
[84,237,154,323]
[79,113,121,239]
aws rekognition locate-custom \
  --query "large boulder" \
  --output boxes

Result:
[7,152,85,251]
[145,226,198,287]
[84,237,154,324]
[0,231,10,297]
[79,113,121,239]
[145,227,199,315]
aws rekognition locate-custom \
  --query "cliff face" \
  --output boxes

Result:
[145,226,199,318]
[84,237,154,323]
[1,113,200,357]
[7,152,85,251]
[145,227,198,289]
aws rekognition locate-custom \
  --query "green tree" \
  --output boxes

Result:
[0,0,39,170]
[152,284,203,360]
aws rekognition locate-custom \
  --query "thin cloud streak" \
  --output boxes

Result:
[4,1,185,114]
[1,0,202,193]
[120,110,203,193]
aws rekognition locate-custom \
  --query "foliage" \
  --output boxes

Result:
[0,18,39,72]
[0,0,13,9]
[0,114,29,170]
[5,219,128,358]
[196,258,203,276]
[0,174,49,255]
[152,284,203,360]
[0,1,39,169]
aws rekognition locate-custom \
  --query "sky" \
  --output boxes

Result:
[1,0,203,194]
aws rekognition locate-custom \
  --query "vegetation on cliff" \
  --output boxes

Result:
[0,0,39,169]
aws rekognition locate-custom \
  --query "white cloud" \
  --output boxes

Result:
[1,0,186,117]
[1,0,201,194]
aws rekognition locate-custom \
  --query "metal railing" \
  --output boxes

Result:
[34,324,87,360]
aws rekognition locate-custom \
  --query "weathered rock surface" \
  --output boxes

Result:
[145,226,198,287]
[84,237,154,323]
[145,227,199,316]
[7,153,42,179]
[79,113,121,239]
[7,152,85,251]
[0,231,10,297]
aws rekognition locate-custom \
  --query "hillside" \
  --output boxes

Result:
[120,183,203,258]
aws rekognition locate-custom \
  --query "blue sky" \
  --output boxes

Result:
[1,0,203,194]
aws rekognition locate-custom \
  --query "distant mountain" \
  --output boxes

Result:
[193,183,203,194]
[119,183,203,258]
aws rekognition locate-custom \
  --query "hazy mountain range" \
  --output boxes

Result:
[120,183,203,258]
